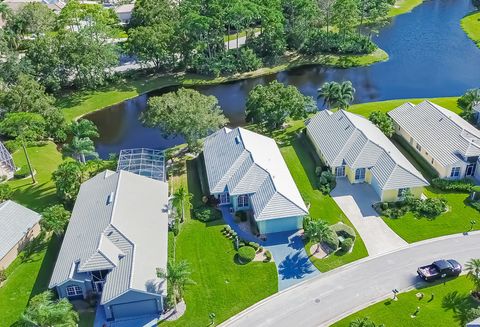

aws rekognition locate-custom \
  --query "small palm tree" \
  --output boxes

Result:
[69,119,99,139]
[63,136,98,164]
[317,81,340,109]
[20,291,79,327]
[337,81,356,110]
[349,316,384,327]
[157,260,195,312]
[304,219,332,252]
[172,186,193,223]
[465,258,480,295]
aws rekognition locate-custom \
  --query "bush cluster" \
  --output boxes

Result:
[191,48,262,77]
[331,223,356,240]
[431,178,479,193]
[194,206,221,222]
[264,250,272,262]
[324,229,340,251]
[340,238,354,252]
[378,195,447,218]
[237,246,256,264]
[318,170,336,194]
[300,31,377,56]
[221,225,237,239]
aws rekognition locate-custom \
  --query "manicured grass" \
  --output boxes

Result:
[7,142,63,211]
[388,0,423,18]
[461,11,480,48]
[58,48,388,121]
[0,236,62,327]
[332,276,479,327]
[348,96,461,117]
[161,158,278,326]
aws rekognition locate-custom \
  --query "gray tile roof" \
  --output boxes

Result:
[49,170,169,304]
[0,201,40,260]
[388,101,480,166]
[306,110,429,191]
[203,127,308,221]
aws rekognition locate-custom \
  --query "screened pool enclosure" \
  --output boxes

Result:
[117,148,165,181]
[0,142,15,180]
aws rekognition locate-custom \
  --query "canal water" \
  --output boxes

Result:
[87,0,480,158]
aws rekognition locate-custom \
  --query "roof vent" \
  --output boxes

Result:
[339,116,343,121]
[345,125,350,130]
[106,192,114,205]
[234,136,241,145]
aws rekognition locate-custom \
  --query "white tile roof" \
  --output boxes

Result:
[49,170,169,304]
[388,101,480,166]
[0,201,40,260]
[306,110,429,190]
[203,127,308,221]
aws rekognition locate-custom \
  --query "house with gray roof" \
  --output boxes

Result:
[49,170,169,321]
[389,101,480,181]
[306,110,429,202]
[0,201,41,269]
[203,127,308,234]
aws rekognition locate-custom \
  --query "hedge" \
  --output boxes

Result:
[237,246,256,264]
[340,238,354,252]
[431,178,476,193]
[331,222,356,240]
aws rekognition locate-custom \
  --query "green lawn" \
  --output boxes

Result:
[0,236,62,327]
[461,11,480,48]
[0,143,64,326]
[388,0,423,18]
[333,276,479,327]
[161,158,278,326]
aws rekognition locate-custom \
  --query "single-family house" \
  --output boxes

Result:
[49,170,169,321]
[306,110,429,202]
[389,101,480,180]
[203,127,308,234]
[0,200,41,269]
[114,4,134,25]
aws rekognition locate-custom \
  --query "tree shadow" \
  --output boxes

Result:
[278,252,316,280]
[291,135,322,190]
[442,290,479,326]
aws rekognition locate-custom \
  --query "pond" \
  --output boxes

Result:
[87,0,480,158]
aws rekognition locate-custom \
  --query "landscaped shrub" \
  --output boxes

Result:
[14,165,31,179]
[340,238,354,252]
[264,250,272,262]
[331,222,356,240]
[416,198,447,217]
[237,246,256,264]
[194,206,221,222]
[0,184,12,202]
[248,242,260,250]
[318,171,336,194]
[431,178,475,193]
[0,269,6,283]
[469,200,480,212]
[377,194,447,219]
[315,166,323,176]
[323,229,339,251]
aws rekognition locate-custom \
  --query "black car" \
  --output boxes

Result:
[417,259,462,281]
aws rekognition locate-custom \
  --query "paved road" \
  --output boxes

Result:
[221,232,480,327]
[331,179,408,256]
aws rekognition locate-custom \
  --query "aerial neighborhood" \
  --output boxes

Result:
[0,0,479,326]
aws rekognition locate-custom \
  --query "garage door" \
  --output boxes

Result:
[111,299,159,320]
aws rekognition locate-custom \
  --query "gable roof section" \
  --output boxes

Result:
[204,127,308,221]
[388,101,480,166]
[49,170,169,304]
[306,110,429,191]
[0,200,41,260]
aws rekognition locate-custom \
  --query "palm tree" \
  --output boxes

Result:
[337,81,356,110]
[69,119,99,139]
[465,258,480,295]
[63,136,98,164]
[157,260,195,312]
[349,317,384,327]
[20,291,79,327]
[172,186,193,223]
[317,81,340,109]
[304,219,332,252]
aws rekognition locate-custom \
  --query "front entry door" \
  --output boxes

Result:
[465,163,476,177]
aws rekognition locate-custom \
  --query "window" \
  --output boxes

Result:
[237,194,249,208]
[219,193,230,204]
[416,143,422,152]
[355,168,366,181]
[450,167,461,178]
[397,188,409,198]
[66,285,83,297]
[335,166,345,177]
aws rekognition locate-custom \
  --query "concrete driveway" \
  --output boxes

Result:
[221,231,480,327]
[331,179,408,256]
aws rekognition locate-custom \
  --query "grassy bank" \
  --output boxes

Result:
[58,49,388,121]
[389,0,423,17]
[162,157,277,326]
[461,11,480,48]
[333,276,478,327]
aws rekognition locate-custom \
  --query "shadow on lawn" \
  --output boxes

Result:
[442,290,479,326]
[11,181,57,212]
